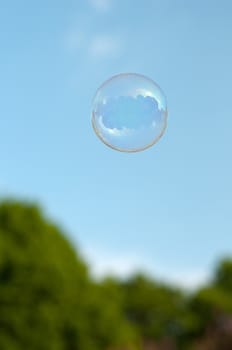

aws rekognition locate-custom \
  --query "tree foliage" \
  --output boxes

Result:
[0,200,135,350]
[0,199,232,350]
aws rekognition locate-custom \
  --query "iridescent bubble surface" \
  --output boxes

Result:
[92,73,168,152]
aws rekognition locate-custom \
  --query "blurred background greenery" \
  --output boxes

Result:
[0,199,231,350]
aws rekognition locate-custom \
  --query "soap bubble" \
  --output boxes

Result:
[91,73,168,152]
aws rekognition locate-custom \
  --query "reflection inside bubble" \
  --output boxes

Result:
[92,74,168,152]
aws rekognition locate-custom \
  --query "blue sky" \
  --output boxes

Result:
[0,0,232,288]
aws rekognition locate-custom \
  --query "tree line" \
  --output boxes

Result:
[0,199,231,350]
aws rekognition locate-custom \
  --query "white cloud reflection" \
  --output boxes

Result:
[98,115,134,137]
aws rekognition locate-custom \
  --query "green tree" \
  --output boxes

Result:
[121,274,188,348]
[188,259,232,349]
[0,199,90,350]
[213,258,232,291]
[0,200,137,350]
[83,277,139,350]
[2,199,232,350]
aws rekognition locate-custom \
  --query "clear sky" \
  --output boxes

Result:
[0,0,232,288]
